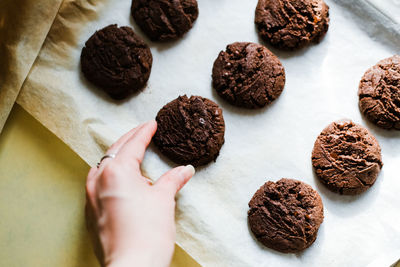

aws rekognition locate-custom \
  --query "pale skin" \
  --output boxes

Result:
[85,120,195,267]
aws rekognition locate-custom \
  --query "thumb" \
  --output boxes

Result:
[155,165,195,197]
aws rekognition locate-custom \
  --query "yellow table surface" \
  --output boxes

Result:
[0,104,199,267]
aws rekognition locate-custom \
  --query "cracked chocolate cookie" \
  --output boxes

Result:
[81,24,152,100]
[212,42,285,109]
[131,0,199,42]
[154,95,225,167]
[255,0,330,50]
[358,55,400,130]
[248,178,324,253]
[312,120,383,195]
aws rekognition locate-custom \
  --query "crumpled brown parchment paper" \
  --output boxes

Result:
[0,0,63,132]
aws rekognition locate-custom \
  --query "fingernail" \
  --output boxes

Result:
[182,165,195,177]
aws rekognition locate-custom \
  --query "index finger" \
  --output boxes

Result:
[94,124,144,171]
[114,120,157,171]
[106,124,144,154]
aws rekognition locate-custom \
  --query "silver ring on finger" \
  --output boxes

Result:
[97,153,116,168]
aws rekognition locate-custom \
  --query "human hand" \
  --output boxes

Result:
[85,121,195,267]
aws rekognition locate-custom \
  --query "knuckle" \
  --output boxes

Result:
[99,164,119,187]
[98,161,132,190]
[101,163,118,177]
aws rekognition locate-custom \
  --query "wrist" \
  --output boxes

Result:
[107,255,142,267]
[106,250,167,267]
[104,238,175,267]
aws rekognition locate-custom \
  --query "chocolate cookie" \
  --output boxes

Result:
[212,42,285,109]
[154,95,225,167]
[255,0,330,50]
[248,178,324,253]
[81,24,152,100]
[131,0,199,42]
[358,55,400,130]
[312,120,383,195]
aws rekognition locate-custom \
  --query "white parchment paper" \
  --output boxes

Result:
[18,0,400,266]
